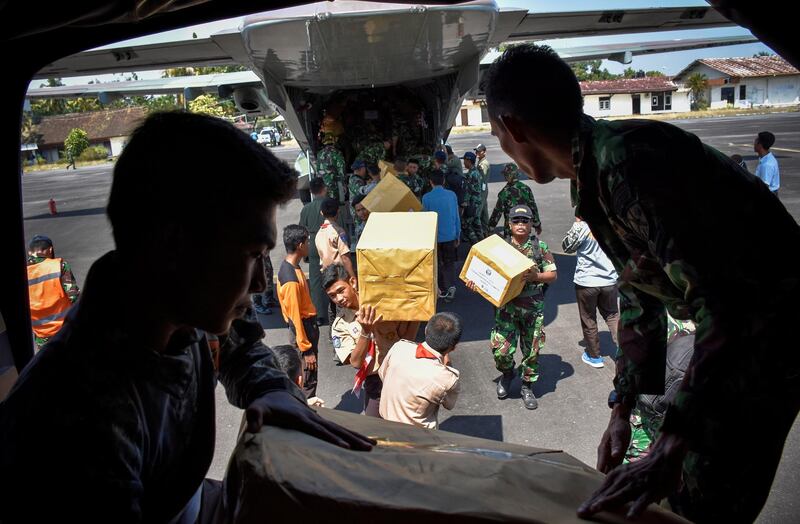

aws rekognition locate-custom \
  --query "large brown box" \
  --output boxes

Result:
[356,212,437,321]
[362,173,423,213]
[460,234,534,307]
[226,408,691,524]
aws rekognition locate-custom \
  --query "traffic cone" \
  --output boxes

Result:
[48,198,57,215]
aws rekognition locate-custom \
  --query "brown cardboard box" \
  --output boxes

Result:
[460,234,534,307]
[378,159,398,178]
[357,212,437,321]
[362,173,423,213]
[227,408,691,524]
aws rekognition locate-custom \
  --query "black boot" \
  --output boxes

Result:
[520,381,538,410]
[496,370,514,399]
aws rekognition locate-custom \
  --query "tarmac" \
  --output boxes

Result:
[20,112,800,523]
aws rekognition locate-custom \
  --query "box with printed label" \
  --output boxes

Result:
[362,173,423,213]
[459,234,534,307]
[357,212,437,321]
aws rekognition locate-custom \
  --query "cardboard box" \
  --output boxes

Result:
[357,212,437,321]
[228,408,691,524]
[460,234,534,307]
[378,159,398,178]
[362,173,423,213]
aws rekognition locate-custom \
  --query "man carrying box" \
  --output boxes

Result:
[322,264,420,416]
[466,205,557,410]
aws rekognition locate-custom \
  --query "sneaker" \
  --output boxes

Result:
[254,303,272,315]
[582,353,604,368]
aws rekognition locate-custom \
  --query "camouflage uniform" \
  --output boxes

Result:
[462,166,483,244]
[477,156,491,235]
[348,173,369,233]
[252,255,276,309]
[27,255,80,348]
[316,139,345,202]
[397,172,425,198]
[573,115,800,523]
[488,164,541,237]
[356,141,386,166]
[626,315,696,463]
[490,237,557,383]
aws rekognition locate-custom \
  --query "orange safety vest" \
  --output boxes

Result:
[27,258,72,339]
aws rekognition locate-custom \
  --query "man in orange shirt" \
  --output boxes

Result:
[277,225,319,398]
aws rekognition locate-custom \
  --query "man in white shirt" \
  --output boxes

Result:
[754,131,780,196]
[379,312,461,429]
[562,217,619,369]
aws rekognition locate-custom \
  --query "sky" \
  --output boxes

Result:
[37,0,772,88]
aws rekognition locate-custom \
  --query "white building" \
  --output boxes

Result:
[674,56,800,109]
[580,77,690,118]
[453,99,487,127]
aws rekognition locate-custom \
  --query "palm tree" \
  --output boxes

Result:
[686,73,708,110]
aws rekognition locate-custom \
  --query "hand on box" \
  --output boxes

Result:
[465,280,477,293]
[245,390,374,451]
[356,304,383,334]
[524,267,539,283]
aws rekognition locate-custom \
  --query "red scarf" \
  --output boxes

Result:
[352,339,375,397]
[415,343,438,360]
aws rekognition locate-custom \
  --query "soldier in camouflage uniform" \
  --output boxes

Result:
[461,152,483,244]
[252,255,276,315]
[26,235,80,349]
[356,139,390,166]
[348,160,370,234]
[488,163,541,238]
[485,44,800,523]
[475,144,491,236]
[467,205,557,410]
[394,158,424,198]
[315,133,346,203]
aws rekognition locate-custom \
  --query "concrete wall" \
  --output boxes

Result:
[583,93,633,118]
[109,136,127,157]
[454,102,486,127]
[583,91,690,118]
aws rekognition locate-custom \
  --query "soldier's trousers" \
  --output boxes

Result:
[490,300,545,383]
[479,189,489,236]
[253,256,276,306]
[463,214,483,244]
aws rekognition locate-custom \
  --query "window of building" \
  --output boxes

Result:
[651,92,664,111]
[721,86,735,105]
[740,85,747,100]
[665,93,672,111]
[599,96,611,110]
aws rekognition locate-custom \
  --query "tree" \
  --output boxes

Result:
[644,70,665,77]
[571,60,618,81]
[64,128,90,161]
[686,73,709,110]
[754,51,774,57]
[188,93,226,117]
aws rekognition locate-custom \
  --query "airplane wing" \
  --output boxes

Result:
[35,4,745,80]
[494,5,737,44]
[27,32,759,102]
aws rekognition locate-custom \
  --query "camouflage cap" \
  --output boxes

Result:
[502,163,519,178]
